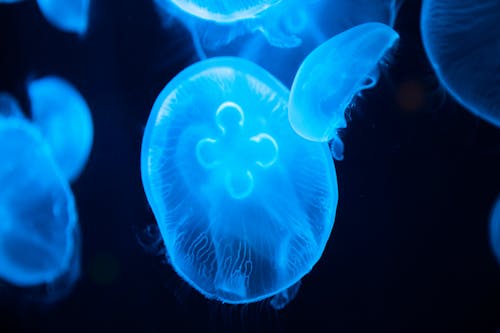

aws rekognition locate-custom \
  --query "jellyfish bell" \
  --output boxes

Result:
[421,0,500,127]
[0,92,24,119]
[142,57,337,305]
[27,76,94,183]
[288,22,399,159]
[490,195,500,265]
[35,0,91,35]
[155,0,302,51]
[0,117,79,289]
[189,0,403,86]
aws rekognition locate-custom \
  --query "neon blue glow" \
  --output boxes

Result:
[490,196,500,264]
[0,92,24,119]
[27,76,93,182]
[270,281,300,310]
[421,0,500,127]
[183,0,402,85]
[169,0,280,23]
[36,0,90,35]
[288,22,399,159]
[0,117,79,287]
[142,57,337,305]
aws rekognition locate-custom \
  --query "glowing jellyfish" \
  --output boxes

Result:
[142,57,337,305]
[421,0,500,127]
[179,0,402,86]
[27,76,93,182]
[288,22,399,160]
[0,116,79,288]
[490,195,500,264]
[0,0,90,35]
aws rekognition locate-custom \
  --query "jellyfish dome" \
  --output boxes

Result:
[141,57,337,304]
[421,0,500,127]
[27,76,93,182]
[0,92,24,118]
[36,0,91,35]
[288,22,399,158]
[0,117,79,287]
[490,195,500,264]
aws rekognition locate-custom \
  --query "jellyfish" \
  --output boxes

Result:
[0,115,79,288]
[27,76,93,182]
[490,195,500,264]
[0,0,90,35]
[141,57,337,306]
[0,92,24,118]
[169,0,403,86]
[421,0,500,127]
[155,0,302,50]
[288,22,399,160]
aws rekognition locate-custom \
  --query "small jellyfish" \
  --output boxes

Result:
[187,0,403,86]
[27,76,93,182]
[142,57,337,305]
[0,0,90,35]
[36,0,90,35]
[490,195,500,264]
[421,0,500,127]
[0,116,79,288]
[288,22,399,159]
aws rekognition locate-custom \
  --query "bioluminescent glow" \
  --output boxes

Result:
[288,22,399,159]
[421,0,500,127]
[0,117,79,288]
[27,76,93,182]
[0,0,90,35]
[0,92,24,118]
[490,196,500,264]
[141,57,337,306]
[187,0,403,86]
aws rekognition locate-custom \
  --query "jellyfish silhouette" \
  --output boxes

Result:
[27,76,93,182]
[0,92,24,118]
[155,0,303,50]
[490,195,500,264]
[288,22,399,160]
[176,0,403,86]
[421,0,500,127]
[0,115,79,288]
[142,57,337,305]
[0,0,90,35]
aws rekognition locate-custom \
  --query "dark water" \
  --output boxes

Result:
[0,1,499,332]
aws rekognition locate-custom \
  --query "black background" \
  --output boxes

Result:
[0,0,499,332]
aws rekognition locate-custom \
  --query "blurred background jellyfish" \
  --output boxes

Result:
[421,0,500,127]
[0,92,24,118]
[142,57,337,306]
[0,0,90,35]
[0,113,80,292]
[490,195,500,264]
[27,76,94,182]
[157,0,403,86]
[288,22,399,160]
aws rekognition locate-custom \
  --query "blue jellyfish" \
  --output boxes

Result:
[27,76,93,182]
[288,22,399,159]
[183,0,402,86]
[0,0,90,35]
[142,57,337,305]
[421,0,500,127]
[0,116,79,288]
[490,195,500,264]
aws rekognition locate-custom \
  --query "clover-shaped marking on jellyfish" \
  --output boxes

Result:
[196,101,278,200]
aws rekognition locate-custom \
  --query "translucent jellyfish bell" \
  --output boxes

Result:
[36,0,90,35]
[490,195,500,264]
[288,22,399,159]
[27,76,93,182]
[142,57,337,305]
[0,92,24,118]
[421,0,500,127]
[0,117,79,287]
